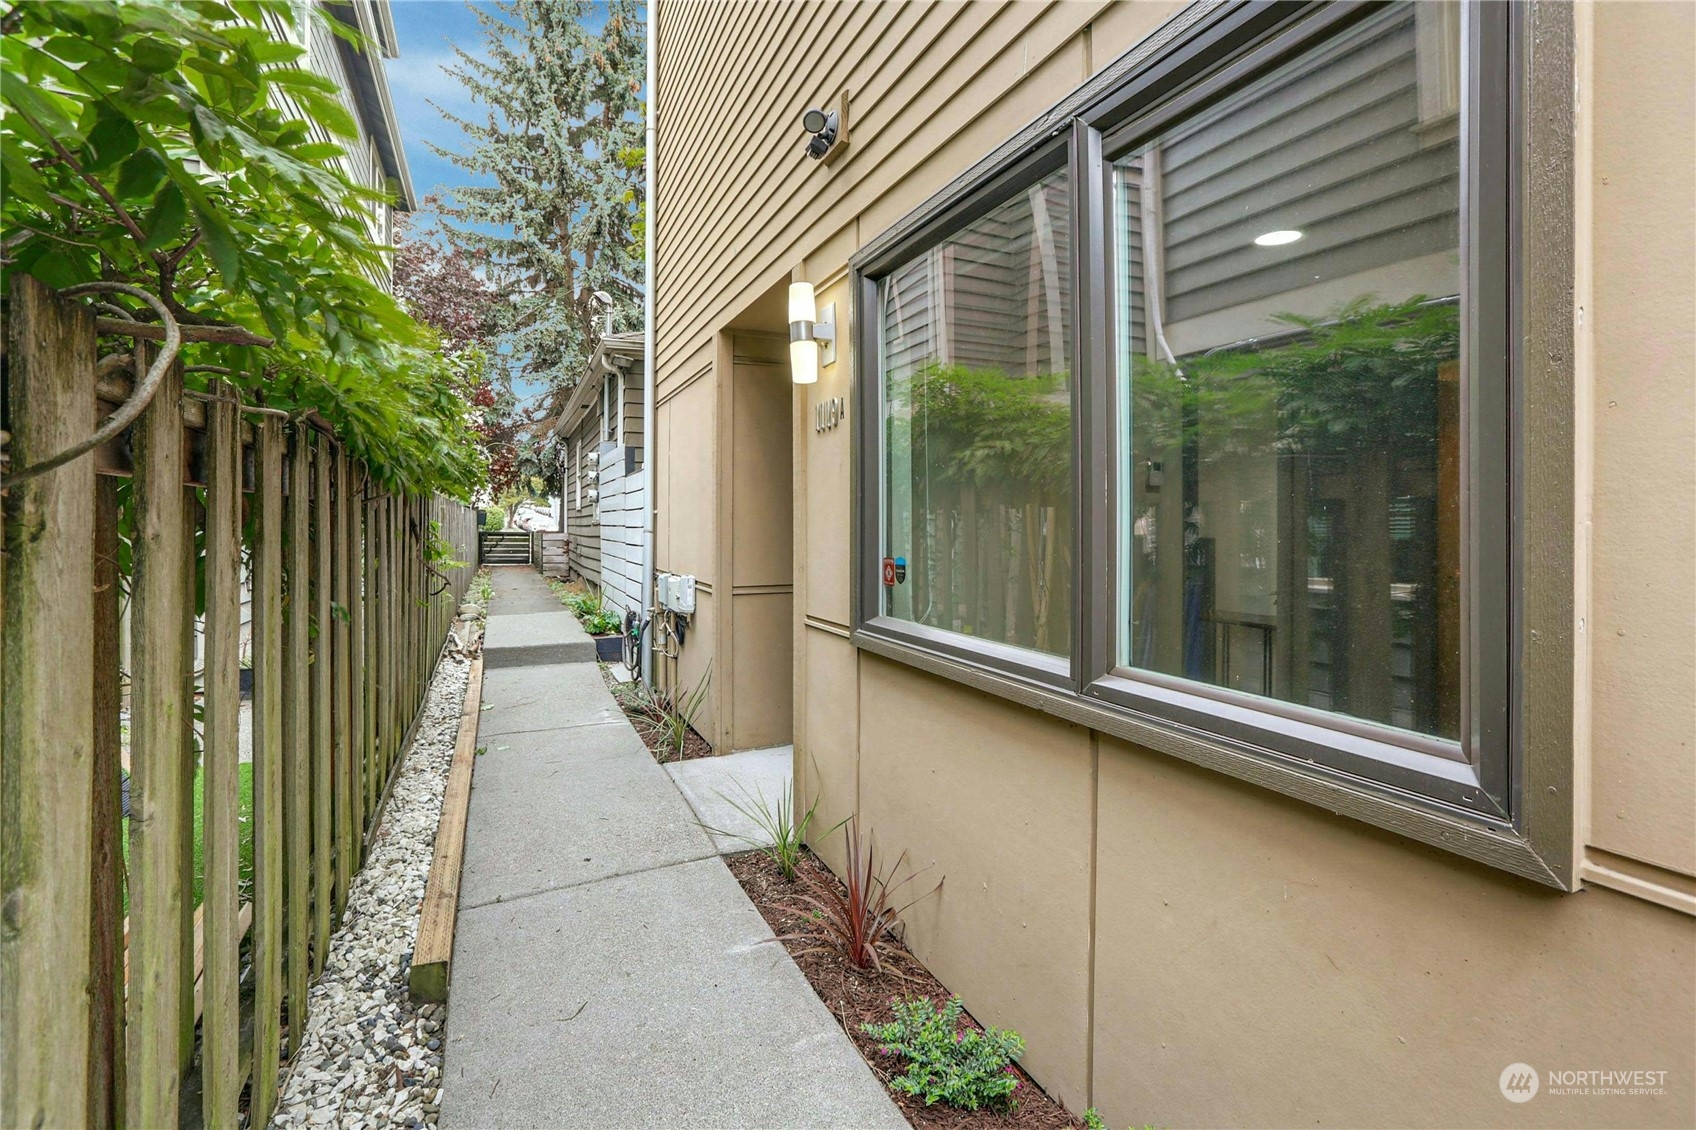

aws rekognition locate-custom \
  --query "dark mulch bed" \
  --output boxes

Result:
[631,719,713,762]
[728,849,1087,1130]
[599,665,715,762]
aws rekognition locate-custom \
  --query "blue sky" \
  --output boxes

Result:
[386,0,498,209]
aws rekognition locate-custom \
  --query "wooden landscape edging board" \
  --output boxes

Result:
[409,651,486,1002]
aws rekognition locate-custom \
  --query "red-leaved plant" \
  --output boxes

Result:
[783,817,940,973]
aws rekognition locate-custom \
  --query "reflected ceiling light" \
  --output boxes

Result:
[788,282,835,385]
[1254,229,1303,247]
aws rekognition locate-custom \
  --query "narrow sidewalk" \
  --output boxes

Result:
[441,567,904,1129]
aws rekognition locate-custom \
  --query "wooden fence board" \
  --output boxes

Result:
[1,277,97,1130]
[123,349,191,1130]
[362,492,378,827]
[179,480,198,1075]
[202,384,243,1127]
[283,427,312,1055]
[335,449,355,914]
[312,436,334,970]
[384,499,398,786]
[251,416,287,1122]
[352,475,369,856]
[89,476,124,1130]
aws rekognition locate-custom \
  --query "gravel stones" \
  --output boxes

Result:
[268,651,470,1128]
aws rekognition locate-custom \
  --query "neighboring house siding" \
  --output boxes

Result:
[564,411,604,589]
[562,363,646,622]
[263,2,403,283]
[1157,3,1457,326]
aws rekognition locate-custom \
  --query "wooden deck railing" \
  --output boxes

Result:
[1,277,477,1129]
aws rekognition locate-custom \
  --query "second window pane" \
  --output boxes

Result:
[1115,2,1463,740]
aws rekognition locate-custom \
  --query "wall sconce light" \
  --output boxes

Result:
[801,107,839,160]
[788,282,835,385]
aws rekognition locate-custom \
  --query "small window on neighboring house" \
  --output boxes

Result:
[603,371,621,445]
[570,440,580,510]
[582,442,597,513]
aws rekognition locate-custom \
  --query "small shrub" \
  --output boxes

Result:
[1083,1111,1158,1130]
[582,607,622,635]
[696,783,843,880]
[783,817,937,973]
[863,996,1025,1111]
[658,665,711,758]
[610,665,712,760]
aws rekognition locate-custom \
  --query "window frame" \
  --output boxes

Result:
[849,0,1576,888]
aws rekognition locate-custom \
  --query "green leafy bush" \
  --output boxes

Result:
[863,996,1025,1111]
[582,607,622,636]
[1,0,481,495]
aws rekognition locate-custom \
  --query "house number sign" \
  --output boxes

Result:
[813,396,845,433]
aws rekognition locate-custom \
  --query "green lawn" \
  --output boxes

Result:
[121,760,255,917]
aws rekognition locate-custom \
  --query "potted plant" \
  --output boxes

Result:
[583,606,624,661]
[239,646,254,699]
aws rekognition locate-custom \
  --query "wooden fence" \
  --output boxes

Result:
[1,277,478,1129]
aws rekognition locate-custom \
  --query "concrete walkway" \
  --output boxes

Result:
[441,568,904,1130]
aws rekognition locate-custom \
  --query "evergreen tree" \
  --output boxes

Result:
[432,0,644,409]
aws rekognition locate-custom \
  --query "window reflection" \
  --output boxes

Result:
[881,171,1073,657]
[1116,1,1462,739]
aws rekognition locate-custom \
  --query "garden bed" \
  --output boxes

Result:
[599,664,715,762]
[728,848,1088,1130]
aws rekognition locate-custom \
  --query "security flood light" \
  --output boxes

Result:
[802,107,839,160]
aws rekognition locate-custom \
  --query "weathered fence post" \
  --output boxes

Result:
[283,426,312,1054]
[252,415,287,1121]
[1,276,98,1130]
[202,382,243,1127]
[125,345,192,1130]
[335,448,355,915]
[90,474,125,1130]
[312,434,333,971]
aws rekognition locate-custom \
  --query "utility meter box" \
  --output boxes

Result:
[657,572,696,614]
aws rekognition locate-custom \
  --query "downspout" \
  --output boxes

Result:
[640,0,657,684]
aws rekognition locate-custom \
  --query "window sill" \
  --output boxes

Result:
[850,624,1569,890]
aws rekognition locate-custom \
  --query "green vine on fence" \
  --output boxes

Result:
[1,0,482,496]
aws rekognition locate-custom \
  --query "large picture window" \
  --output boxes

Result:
[853,1,1572,887]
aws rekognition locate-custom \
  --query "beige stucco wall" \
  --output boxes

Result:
[655,2,1696,1125]
[1585,0,1696,879]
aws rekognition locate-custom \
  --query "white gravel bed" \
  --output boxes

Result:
[268,647,472,1129]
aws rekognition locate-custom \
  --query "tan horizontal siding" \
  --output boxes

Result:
[655,1,1117,374]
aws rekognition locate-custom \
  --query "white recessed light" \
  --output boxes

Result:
[1254,229,1303,247]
